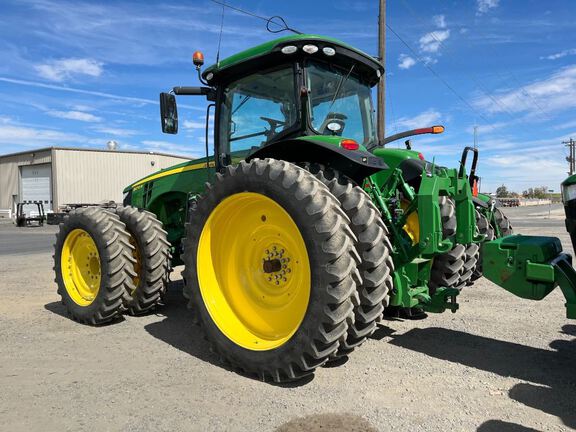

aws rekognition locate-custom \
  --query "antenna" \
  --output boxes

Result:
[210,0,302,34]
[215,0,225,64]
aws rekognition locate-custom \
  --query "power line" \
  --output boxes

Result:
[386,23,492,124]
[398,0,552,125]
[398,0,518,121]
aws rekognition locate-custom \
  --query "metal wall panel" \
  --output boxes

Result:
[53,149,189,209]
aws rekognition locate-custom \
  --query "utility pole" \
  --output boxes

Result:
[564,138,576,175]
[377,0,386,144]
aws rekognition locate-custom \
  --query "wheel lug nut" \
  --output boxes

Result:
[283,277,287,282]
[275,281,279,285]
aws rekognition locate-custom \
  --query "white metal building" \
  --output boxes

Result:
[0,147,191,217]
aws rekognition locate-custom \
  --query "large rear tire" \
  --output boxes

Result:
[304,164,393,356]
[114,206,171,315]
[53,207,134,325]
[182,159,358,382]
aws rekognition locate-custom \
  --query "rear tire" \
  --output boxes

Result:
[494,207,513,237]
[114,206,171,315]
[304,164,394,356]
[53,207,134,325]
[469,206,512,283]
[182,159,358,382]
[469,210,495,283]
[429,197,465,291]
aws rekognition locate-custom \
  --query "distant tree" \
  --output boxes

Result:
[533,186,549,199]
[496,184,510,198]
[522,186,549,199]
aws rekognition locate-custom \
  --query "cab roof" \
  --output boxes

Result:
[202,34,383,87]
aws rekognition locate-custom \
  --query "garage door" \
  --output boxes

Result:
[21,164,52,211]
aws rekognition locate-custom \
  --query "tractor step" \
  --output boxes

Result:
[483,235,576,319]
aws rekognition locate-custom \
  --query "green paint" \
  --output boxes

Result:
[483,235,576,319]
[203,34,379,79]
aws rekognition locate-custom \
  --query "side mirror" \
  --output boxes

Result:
[160,92,178,134]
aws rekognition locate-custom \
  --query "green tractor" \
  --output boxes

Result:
[54,34,524,382]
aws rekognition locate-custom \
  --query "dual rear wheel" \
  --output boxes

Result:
[182,159,394,382]
[54,206,170,325]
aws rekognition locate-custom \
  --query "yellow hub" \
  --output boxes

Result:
[402,200,420,245]
[197,192,311,351]
[61,229,101,306]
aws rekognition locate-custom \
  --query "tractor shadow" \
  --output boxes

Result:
[44,301,126,325]
[389,325,576,430]
[143,280,314,388]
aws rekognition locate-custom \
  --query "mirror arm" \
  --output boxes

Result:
[172,86,216,101]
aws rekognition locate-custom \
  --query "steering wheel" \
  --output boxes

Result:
[260,116,286,130]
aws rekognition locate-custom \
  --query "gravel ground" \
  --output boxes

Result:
[0,205,575,432]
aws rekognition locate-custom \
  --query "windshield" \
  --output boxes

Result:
[219,65,298,159]
[306,61,377,147]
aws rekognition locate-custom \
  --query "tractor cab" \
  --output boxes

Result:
[160,34,386,182]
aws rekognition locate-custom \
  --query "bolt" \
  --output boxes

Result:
[268,277,272,282]
[273,246,277,250]
[275,281,279,285]
[283,277,287,282]
[287,269,291,273]
[265,249,269,255]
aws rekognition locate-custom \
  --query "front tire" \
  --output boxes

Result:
[182,159,358,382]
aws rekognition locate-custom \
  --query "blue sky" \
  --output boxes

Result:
[1,0,575,192]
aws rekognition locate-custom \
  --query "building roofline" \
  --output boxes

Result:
[0,146,193,160]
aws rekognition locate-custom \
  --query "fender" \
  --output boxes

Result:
[247,137,387,184]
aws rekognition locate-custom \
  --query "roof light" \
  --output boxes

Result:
[340,139,359,150]
[281,45,298,54]
[192,51,204,68]
[302,44,319,54]
[322,47,336,56]
[432,125,445,134]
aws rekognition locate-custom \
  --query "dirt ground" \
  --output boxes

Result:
[0,204,575,432]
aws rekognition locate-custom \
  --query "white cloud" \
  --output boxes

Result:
[474,65,576,115]
[35,58,103,82]
[477,0,500,15]
[433,15,446,29]
[47,110,102,122]
[419,30,450,53]
[182,120,206,130]
[141,140,202,158]
[93,127,139,137]
[393,109,443,130]
[398,54,416,70]
[541,48,576,61]
[0,124,84,146]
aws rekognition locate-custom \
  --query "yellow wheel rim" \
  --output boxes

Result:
[197,192,311,351]
[61,229,101,306]
[401,200,420,245]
